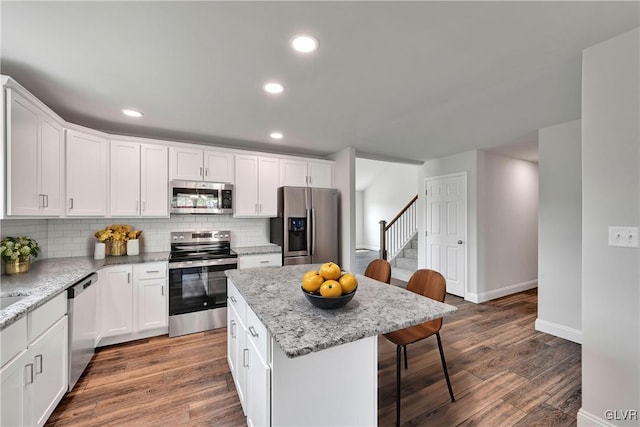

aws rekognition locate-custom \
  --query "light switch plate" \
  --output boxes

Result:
[608,226,639,248]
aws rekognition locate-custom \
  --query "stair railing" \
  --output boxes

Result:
[379,195,418,260]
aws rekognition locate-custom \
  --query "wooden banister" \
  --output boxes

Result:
[385,195,418,231]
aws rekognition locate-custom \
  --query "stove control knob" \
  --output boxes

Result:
[172,236,177,240]
[179,235,184,240]
[214,233,219,238]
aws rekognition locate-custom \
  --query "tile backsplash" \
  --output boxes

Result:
[1,216,270,259]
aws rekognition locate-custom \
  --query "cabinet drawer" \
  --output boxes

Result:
[29,292,66,342]
[134,262,167,280]
[238,253,282,269]
[227,280,246,322]
[246,305,269,362]
[0,316,27,367]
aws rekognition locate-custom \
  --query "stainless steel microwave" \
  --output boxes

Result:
[170,180,233,214]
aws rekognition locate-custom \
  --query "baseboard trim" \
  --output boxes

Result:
[465,280,538,303]
[535,319,582,344]
[577,408,615,427]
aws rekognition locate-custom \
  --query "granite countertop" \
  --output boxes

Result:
[226,264,457,358]
[232,244,281,256]
[0,252,169,329]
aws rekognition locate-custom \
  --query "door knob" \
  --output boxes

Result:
[458,240,463,244]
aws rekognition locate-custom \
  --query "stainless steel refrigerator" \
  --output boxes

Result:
[270,186,340,265]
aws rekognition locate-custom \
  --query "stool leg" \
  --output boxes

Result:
[436,332,455,402]
[396,345,402,426]
[403,345,408,369]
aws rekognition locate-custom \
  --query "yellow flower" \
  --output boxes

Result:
[95,225,142,242]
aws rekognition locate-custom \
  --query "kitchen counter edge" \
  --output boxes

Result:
[0,252,169,330]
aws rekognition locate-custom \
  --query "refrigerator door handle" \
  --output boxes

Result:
[307,208,313,256]
[311,208,316,255]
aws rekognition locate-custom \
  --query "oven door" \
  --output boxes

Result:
[168,259,237,316]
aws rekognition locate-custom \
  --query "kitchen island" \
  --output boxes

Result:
[225,264,457,427]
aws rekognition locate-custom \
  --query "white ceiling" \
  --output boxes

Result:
[2,1,638,163]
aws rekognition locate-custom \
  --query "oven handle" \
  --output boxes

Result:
[169,258,238,270]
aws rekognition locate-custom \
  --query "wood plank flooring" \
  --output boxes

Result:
[46,288,581,426]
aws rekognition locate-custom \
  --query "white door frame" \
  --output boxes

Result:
[424,172,468,298]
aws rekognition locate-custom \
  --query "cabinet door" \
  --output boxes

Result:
[234,155,259,217]
[247,337,271,427]
[7,89,40,215]
[66,129,108,216]
[141,144,169,217]
[237,318,248,414]
[0,350,31,427]
[257,157,279,217]
[136,278,168,331]
[100,266,134,337]
[31,316,68,427]
[279,158,307,187]
[169,147,203,181]
[39,114,64,215]
[110,140,141,216]
[204,151,234,183]
[238,253,282,269]
[227,303,239,377]
[308,161,333,188]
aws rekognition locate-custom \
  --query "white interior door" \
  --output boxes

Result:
[425,174,466,297]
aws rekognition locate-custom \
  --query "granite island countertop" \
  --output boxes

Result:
[0,252,169,329]
[226,264,457,358]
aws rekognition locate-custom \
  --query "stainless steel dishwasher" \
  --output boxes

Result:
[67,272,98,391]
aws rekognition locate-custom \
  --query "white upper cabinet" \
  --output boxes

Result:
[169,146,234,183]
[234,155,278,217]
[66,128,108,216]
[280,158,333,188]
[6,88,64,216]
[110,140,168,217]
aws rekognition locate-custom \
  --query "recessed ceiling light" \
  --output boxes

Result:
[264,82,284,94]
[291,34,319,53]
[270,132,283,140]
[122,109,143,118]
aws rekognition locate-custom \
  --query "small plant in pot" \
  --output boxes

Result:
[0,236,40,275]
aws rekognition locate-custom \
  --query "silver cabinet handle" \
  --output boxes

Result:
[308,175,312,185]
[161,285,164,296]
[68,198,74,210]
[147,270,160,273]
[200,167,203,177]
[38,194,44,208]
[44,194,48,207]
[230,320,236,338]
[242,348,249,367]
[205,168,208,177]
[127,273,131,284]
[25,363,34,384]
[248,326,258,338]
[35,354,43,374]
[259,260,269,264]
[229,296,237,303]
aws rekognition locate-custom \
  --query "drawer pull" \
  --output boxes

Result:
[248,326,259,338]
[35,354,43,374]
[260,260,269,264]
[243,348,249,367]
[230,320,236,338]
[146,270,160,273]
[229,296,237,303]
[25,364,34,385]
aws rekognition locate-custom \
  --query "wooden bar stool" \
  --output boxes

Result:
[364,259,391,284]
[383,269,455,426]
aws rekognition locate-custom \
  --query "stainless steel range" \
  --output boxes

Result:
[168,230,237,337]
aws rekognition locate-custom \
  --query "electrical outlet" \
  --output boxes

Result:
[608,226,639,248]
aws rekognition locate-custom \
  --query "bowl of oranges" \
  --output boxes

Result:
[301,262,358,309]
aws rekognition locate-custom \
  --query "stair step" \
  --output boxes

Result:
[403,248,417,260]
[391,267,414,282]
[395,257,417,270]
[411,237,419,249]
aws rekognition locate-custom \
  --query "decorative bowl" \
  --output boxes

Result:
[301,287,357,309]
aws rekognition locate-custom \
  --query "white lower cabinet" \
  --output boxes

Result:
[98,262,168,346]
[237,253,282,269]
[0,294,68,427]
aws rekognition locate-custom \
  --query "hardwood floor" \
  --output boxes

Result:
[46,289,581,426]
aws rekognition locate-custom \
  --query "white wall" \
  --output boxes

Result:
[419,150,479,299]
[476,151,539,301]
[329,147,356,272]
[536,120,582,344]
[355,190,364,248]
[579,28,639,427]
[361,162,419,250]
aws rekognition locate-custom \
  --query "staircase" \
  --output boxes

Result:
[390,234,418,282]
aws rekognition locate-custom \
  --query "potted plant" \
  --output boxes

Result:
[0,236,40,275]
[94,224,142,256]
